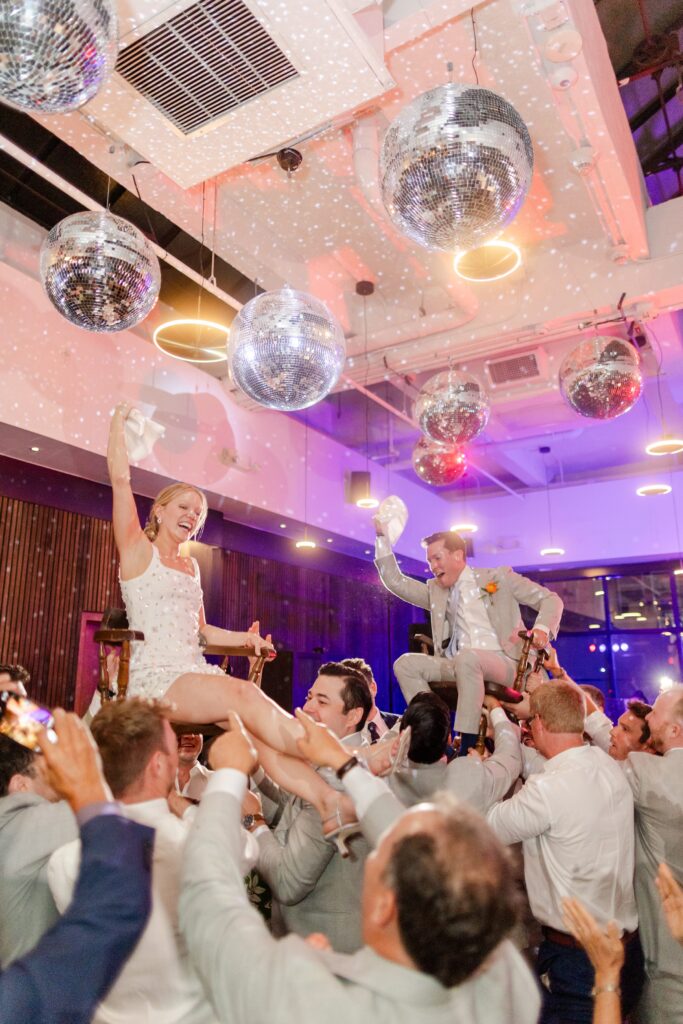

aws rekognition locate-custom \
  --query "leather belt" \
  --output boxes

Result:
[542,925,636,950]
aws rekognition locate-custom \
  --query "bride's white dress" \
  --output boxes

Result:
[121,545,225,700]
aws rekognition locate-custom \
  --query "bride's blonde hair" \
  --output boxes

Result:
[144,483,208,541]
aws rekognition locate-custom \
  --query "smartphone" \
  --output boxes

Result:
[0,692,56,751]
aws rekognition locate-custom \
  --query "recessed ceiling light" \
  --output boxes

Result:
[588,623,601,629]
[674,568,683,576]
[364,549,371,555]
[636,484,672,496]
[279,523,287,529]
[295,539,316,550]
[540,546,565,556]
[450,522,478,534]
[453,240,521,283]
[645,436,683,457]
[594,589,604,596]
[326,538,333,543]
[356,497,379,509]
[30,446,40,452]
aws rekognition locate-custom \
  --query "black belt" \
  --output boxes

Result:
[542,925,636,949]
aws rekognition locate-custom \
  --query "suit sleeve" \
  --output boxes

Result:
[0,815,153,1024]
[479,710,523,811]
[256,803,334,905]
[486,775,553,845]
[181,790,346,1023]
[503,569,563,639]
[374,548,431,612]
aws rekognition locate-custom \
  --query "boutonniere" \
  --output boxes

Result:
[480,581,498,603]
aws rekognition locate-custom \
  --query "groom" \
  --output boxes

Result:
[374,523,563,754]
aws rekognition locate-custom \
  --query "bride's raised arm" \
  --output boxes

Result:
[107,404,148,576]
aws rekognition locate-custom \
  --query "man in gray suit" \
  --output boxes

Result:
[180,710,541,1024]
[0,735,78,967]
[626,685,683,1024]
[374,523,563,753]
[388,692,522,813]
[251,662,372,953]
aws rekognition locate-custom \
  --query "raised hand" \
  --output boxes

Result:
[562,897,624,984]
[38,709,111,813]
[208,711,259,776]
[656,863,683,945]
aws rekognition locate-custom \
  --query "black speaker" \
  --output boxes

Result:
[348,470,372,506]
[262,650,294,712]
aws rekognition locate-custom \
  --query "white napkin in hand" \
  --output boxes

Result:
[124,409,165,463]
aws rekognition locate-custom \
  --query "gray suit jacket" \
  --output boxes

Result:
[255,785,368,954]
[389,712,522,813]
[375,552,563,661]
[622,748,683,975]
[180,789,541,1024]
[0,793,77,968]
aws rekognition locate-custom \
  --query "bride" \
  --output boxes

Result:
[107,404,350,831]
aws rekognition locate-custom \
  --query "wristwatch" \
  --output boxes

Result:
[241,813,267,831]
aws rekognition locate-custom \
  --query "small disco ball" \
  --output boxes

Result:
[227,287,346,411]
[559,336,642,420]
[0,0,118,114]
[415,370,490,445]
[412,437,467,487]
[380,83,533,252]
[40,211,161,333]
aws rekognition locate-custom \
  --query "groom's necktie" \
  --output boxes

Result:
[445,583,460,659]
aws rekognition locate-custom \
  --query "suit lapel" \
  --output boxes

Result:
[427,579,449,650]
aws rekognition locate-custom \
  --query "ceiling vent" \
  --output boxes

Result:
[485,350,545,388]
[115,0,298,136]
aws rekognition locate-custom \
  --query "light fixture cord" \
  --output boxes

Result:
[363,294,371,472]
[470,8,479,86]
[196,182,207,322]
[209,180,218,287]
[304,413,309,540]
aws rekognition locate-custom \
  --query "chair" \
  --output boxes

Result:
[412,631,524,708]
[94,610,267,734]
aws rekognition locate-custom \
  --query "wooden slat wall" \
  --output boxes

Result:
[0,496,120,708]
[0,494,419,712]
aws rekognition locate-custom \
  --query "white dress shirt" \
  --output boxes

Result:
[447,565,503,654]
[178,761,212,801]
[48,799,218,1024]
[487,744,638,933]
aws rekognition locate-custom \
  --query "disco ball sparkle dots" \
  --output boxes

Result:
[379,83,533,252]
[0,0,118,114]
[415,371,490,445]
[559,336,643,420]
[412,437,467,487]
[40,211,161,333]
[227,287,346,411]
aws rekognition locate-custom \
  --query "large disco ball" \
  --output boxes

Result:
[415,371,490,445]
[559,336,642,420]
[412,437,467,487]
[40,211,161,332]
[228,287,346,411]
[0,0,118,114]
[380,83,533,252]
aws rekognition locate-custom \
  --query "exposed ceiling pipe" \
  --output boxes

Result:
[0,133,244,312]
[341,374,525,500]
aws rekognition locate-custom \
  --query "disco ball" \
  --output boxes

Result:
[0,0,118,114]
[415,371,490,445]
[40,211,161,332]
[559,336,642,420]
[380,83,533,252]
[227,287,346,411]
[412,437,467,487]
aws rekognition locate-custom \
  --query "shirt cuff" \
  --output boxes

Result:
[342,763,390,818]
[76,801,123,828]
[490,706,507,727]
[374,535,392,559]
[534,624,550,637]
[204,768,248,803]
[252,824,270,839]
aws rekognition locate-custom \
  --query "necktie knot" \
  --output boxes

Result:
[367,721,381,744]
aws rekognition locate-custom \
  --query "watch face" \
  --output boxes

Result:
[242,814,255,829]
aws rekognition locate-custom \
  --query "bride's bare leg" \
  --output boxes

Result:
[251,737,355,830]
[165,672,304,756]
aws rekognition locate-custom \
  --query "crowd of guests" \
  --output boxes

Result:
[0,655,682,1024]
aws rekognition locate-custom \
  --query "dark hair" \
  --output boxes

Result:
[340,657,375,689]
[400,692,450,764]
[627,699,652,744]
[0,664,31,687]
[91,698,171,797]
[385,799,518,987]
[420,531,467,555]
[580,684,605,712]
[0,735,37,797]
[317,662,372,731]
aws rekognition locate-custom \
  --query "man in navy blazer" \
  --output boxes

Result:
[0,710,153,1024]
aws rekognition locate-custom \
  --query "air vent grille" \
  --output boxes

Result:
[486,352,541,386]
[116,0,298,135]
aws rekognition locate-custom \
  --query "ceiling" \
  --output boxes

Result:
[2,0,683,511]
